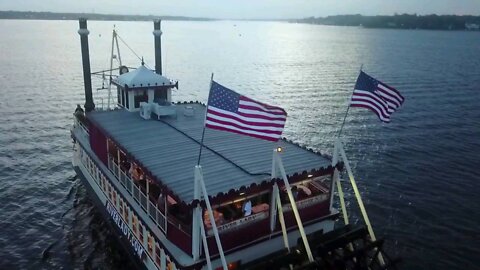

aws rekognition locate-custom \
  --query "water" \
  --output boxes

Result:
[0,19,479,270]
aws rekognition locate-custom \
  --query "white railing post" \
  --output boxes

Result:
[332,139,349,225]
[146,179,150,215]
[329,141,338,211]
[199,212,212,270]
[164,197,168,234]
[192,165,202,261]
[274,149,314,262]
[275,188,290,251]
[196,165,228,270]
[271,148,277,178]
[269,183,278,232]
[155,205,160,231]
[270,150,278,233]
[116,149,121,177]
[271,148,290,251]
[160,248,166,270]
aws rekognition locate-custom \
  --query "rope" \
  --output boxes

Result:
[116,33,152,70]
[115,31,267,176]
[159,118,270,177]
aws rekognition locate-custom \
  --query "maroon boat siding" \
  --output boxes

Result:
[204,200,330,256]
[283,200,330,228]
[89,123,108,165]
[205,217,271,255]
[167,223,193,254]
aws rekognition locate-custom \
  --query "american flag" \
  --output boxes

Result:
[205,81,287,142]
[350,71,405,123]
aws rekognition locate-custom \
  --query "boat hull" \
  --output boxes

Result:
[72,144,160,270]
[72,132,338,269]
[74,165,147,270]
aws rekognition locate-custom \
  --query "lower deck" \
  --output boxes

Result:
[72,122,339,269]
[73,140,338,269]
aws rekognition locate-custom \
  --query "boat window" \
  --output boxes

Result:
[103,178,108,192]
[147,177,162,207]
[132,214,138,235]
[123,205,129,221]
[109,184,114,201]
[118,199,123,216]
[155,244,161,266]
[168,196,191,225]
[154,89,167,103]
[130,163,144,182]
[147,233,154,255]
[156,193,166,213]
[138,223,144,243]
[117,88,122,106]
[280,177,331,208]
[107,140,118,160]
[113,190,117,206]
[204,192,271,230]
[101,175,106,189]
[95,169,100,183]
[166,257,175,270]
[134,90,148,108]
[119,153,130,173]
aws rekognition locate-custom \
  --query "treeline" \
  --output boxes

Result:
[292,14,480,30]
[0,11,214,21]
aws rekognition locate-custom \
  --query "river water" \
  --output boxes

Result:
[0,19,479,270]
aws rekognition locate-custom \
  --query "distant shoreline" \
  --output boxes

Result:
[0,10,215,21]
[1,11,480,31]
[291,14,480,31]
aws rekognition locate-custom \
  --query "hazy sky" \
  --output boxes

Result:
[1,0,479,19]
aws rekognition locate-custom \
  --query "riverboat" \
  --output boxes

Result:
[71,18,399,270]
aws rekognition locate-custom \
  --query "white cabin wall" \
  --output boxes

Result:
[148,89,155,103]
[128,91,135,111]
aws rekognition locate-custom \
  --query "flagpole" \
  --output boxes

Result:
[197,73,214,165]
[337,105,350,137]
[333,64,387,265]
[337,64,363,137]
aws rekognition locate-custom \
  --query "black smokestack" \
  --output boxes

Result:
[78,18,95,112]
[153,20,162,75]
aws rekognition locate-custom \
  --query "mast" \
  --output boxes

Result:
[107,29,115,110]
[153,20,163,75]
[78,18,95,112]
[107,28,122,110]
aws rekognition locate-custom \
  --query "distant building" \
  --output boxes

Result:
[387,22,397,27]
[465,23,480,30]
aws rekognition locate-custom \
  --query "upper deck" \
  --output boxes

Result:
[87,103,332,204]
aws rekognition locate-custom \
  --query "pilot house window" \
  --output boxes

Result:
[134,90,148,108]
[154,89,167,102]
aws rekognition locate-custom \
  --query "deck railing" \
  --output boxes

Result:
[107,156,167,233]
[73,113,89,135]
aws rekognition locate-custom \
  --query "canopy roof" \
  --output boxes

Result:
[113,64,176,89]
[86,103,334,206]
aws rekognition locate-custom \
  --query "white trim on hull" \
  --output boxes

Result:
[73,144,161,270]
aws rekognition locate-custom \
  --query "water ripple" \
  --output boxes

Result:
[0,20,479,270]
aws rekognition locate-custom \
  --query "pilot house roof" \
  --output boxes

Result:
[87,103,333,204]
[113,64,176,89]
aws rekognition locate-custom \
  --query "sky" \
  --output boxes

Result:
[0,0,479,19]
